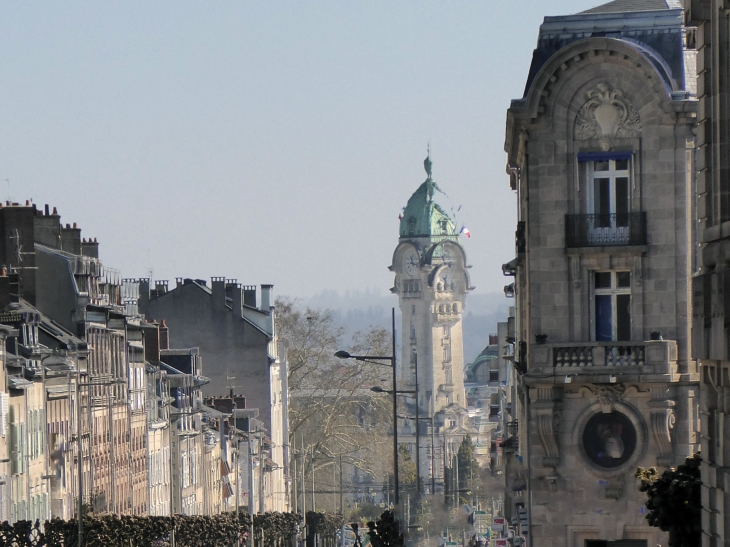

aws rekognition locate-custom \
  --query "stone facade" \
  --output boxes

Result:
[504,1,699,545]
[390,161,492,496]
[683,0,730,544]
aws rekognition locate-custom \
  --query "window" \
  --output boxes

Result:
[589,158,630,227]
[594,271,631,341]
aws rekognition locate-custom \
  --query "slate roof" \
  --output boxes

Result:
[580,0,681,14]
[521,2,687,97]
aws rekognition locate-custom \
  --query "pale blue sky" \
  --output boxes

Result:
[1,0,593,300]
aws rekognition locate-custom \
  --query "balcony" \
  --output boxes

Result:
[565,212,647,247]
[529,339,678,378]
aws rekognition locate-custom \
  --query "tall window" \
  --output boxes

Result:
[589,158,630,227]
[594,271,631,341]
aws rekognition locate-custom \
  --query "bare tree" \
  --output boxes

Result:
[277,297,393,512]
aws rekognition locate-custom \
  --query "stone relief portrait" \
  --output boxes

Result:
[582,411,637,469]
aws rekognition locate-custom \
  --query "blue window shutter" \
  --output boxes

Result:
[577,151,634,162]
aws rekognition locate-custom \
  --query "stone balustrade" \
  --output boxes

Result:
[529,339,678,377]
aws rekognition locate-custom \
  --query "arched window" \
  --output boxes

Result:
[452,303,458,313]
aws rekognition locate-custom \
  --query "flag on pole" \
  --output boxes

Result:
[460,225,471,238]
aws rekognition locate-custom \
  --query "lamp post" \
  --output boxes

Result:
[335,308,398,506]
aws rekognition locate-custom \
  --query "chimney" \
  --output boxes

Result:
[176,277,183,289]
[159,319,169,350]
[81,239,99,258]
[60,222,81,255]
[143,322,161,364]
[229,283,242,318]
[261,284,273,311]
[489,335,498,346]
[155,280,168,296]
[243,285,256,308]
[211,277,226,312]
[233,394,246,410]
[208,397,234,415]
[138,279,150,312]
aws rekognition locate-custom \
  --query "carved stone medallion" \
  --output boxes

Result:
[574,84,641,150]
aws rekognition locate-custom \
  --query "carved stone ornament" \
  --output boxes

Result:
[650,408,675,466]
[536,409,561,468]
[574,84,641,150]
[534,387,562,468]
[579,384,639,413]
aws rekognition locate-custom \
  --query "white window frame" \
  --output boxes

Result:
[586,158,631,219]
[592,271,631,342]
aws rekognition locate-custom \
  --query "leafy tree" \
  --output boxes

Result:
[457,435,479,504]
[635,453,701,547]
[398,444,418,488]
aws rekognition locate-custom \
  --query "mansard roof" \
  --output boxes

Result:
[580,0,682,14]
[580,0,682,13]
[522,1,686,97]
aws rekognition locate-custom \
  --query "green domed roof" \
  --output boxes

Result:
[399,159,458,239]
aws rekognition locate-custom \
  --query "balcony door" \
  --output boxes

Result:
[579,152,633,245]
[590,158,630,243]
[592,158,629,226]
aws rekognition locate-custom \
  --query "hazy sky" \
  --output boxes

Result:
[1,0,592,300]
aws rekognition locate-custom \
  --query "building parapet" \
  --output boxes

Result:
[529,340,678,379]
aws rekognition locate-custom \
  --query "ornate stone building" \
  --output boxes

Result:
[503,1,699,545]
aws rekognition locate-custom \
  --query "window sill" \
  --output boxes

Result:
[565,245,648,256]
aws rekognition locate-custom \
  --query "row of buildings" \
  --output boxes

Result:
[0,203,288,523]
[494,0,728,545]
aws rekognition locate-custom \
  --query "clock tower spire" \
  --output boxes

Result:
[390,155,472,416]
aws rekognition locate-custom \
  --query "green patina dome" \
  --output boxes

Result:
[399,173,458,239]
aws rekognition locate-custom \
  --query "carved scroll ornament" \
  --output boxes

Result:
[650,408,675,466]
[574,84,641,150]
[537,410,560,467]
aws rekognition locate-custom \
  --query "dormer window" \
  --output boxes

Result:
[408,218,416,235]
[440,220,448,234]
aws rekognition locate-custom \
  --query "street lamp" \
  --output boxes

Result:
[335,308,399,506]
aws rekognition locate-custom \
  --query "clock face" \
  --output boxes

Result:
[404,250,419,276]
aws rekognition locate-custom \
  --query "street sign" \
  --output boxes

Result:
[491,517,505,531]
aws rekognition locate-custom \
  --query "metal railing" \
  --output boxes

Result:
[565,212,647,247]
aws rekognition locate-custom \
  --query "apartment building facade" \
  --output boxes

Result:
[504,1,699,545]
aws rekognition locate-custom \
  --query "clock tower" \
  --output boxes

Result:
[390,155,472,417]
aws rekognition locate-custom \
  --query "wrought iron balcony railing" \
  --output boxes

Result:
[565,212,647,247]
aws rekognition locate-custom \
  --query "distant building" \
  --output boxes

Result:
[137,278,289,512]
[504,1,699,545]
